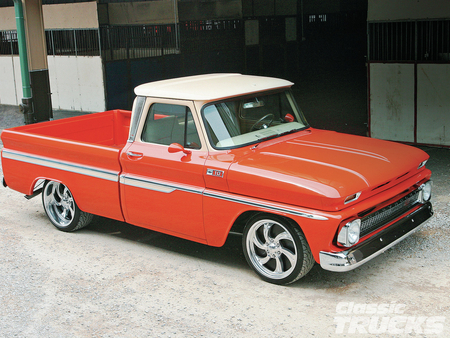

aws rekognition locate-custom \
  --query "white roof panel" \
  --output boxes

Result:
[134,73,293,101]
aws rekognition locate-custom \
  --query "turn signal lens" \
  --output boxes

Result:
[418,160,428,169]
[344,192,361,204]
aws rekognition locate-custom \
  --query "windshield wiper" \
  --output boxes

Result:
[251,128,304,149]
[250,134,278,149]
[277,128,303,137]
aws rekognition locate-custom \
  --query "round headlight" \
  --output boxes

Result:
[337,219,361,247]
[421,181,432,202]
[347,220,361,245]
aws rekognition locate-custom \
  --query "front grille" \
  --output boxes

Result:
[360,189,420,237]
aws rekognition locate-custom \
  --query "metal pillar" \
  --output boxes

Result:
[13,0,34,124]
[13,0,53,124]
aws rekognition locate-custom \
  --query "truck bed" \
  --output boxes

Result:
[10,110,131,148]
[1,110,131,221]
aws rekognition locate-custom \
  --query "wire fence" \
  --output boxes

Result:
[368,19,450,62]
[1,19,244,61]
[100,24,179,61]
[180,19,243,54]
[1,25,180,60]
[1,28,102,57]
[46,29,101,56]
[0,30,19,55]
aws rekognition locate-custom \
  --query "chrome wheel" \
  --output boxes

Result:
[42,181,93,232]
[43,181,75,227]
[243,214,314,284]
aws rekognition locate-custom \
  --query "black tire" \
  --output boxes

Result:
[42,180,93,232]
[242,213,315,285]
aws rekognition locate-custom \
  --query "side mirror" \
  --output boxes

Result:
[168,143,192,155]
[284,114,295,123]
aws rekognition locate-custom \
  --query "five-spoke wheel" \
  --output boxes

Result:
[243,214,314,285]
[42,181,93,232]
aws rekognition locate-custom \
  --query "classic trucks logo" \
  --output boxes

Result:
[206,168,224,178]
[334,302,445,335]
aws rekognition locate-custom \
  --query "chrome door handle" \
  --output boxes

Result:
[126,151,143,158]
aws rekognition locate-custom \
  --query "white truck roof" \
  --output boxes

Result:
[134,73,293,101]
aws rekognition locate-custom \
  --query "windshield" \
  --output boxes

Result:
[202,89,309,149]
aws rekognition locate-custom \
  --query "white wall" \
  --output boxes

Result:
[369,63,415,143]
[0,55,105,112]
[417,64,450,146]
[369,63,450,146]
[0,56,20,105]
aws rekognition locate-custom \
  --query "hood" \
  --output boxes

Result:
[226,129,429,211]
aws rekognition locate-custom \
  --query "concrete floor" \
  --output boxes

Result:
[1,101,449,337]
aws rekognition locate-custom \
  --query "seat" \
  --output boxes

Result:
[142,115,184,145]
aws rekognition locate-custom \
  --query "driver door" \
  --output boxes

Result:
[120,99,207,242]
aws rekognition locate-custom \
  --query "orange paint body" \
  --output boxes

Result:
[0,74,432,269]
[1,109,431,263]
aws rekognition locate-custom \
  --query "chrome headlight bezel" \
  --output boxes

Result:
[337,219,361,247]
[418,181,432,203]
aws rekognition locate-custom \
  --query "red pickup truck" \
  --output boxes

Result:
[1,74,433,285]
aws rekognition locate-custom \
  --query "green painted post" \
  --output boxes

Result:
[13,0,34,124]
[13,0,31,99]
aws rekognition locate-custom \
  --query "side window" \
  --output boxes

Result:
[141,103,201,149]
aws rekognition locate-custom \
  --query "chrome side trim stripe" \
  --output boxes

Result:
[3,149,328,221]
[120,176,327,220]
[2,149,119,182]
[203,191,329,221]
[120,174,203,195]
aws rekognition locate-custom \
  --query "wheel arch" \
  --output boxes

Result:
[229,210,309,239]
[36,177,84,210]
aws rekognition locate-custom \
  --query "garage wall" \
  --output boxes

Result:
[43,2,99,29]
[369,63,450,147]
[1,2,105,112]
[417,64,450,146]
[0,55,105,112]
[0,56,21,106]
[369,63,415,143]
[0,2,98,30]
[368,0,450,147]
[103,1,177,25]
[0,6,15,31]
[48,56,105,112]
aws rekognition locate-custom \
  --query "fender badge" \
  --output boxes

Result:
[206,168,224,178]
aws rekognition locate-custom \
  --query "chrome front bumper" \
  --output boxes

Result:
[320,202,433,272]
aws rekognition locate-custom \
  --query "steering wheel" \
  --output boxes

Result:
[251,114,275,131]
